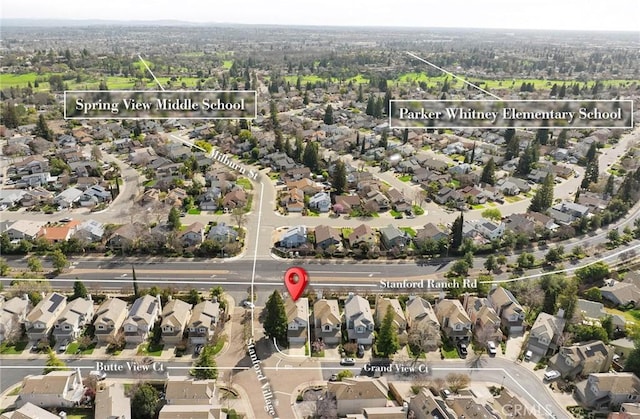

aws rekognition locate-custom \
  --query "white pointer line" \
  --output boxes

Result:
[405,51,502,100]
[138,54,164,91]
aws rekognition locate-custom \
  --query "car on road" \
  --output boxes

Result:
[89,370,107,381]
[487,341,497,356]
[340,358,355,366]
[441,388,453,399]
[194,344,204,356]
[59,217,72,223]
[356,344,365,358]
[329,374,338,382]
[243,300,255,309]
[457,342,468,358]
[524,350,533,361]
[544,370,561,381]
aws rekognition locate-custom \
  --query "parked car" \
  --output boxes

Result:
[441,388,453,399]
[89,370,107,381]
[340,358,355,366]
[487,341,497,356]
[457,342,468,358]
[329,374,338,382]
[58,340,69,353]
[243,300,255,309]
[194,344,204,356]
[544,370,561,381]
[356,344,365,358]
[524,350,533,361]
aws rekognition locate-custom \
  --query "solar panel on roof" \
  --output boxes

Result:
[48,293,65,313]
[147,301,157,315]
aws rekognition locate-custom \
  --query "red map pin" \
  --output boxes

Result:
[284,267,309,301]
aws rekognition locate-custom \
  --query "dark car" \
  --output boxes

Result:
[357,345,365,358]
[457,342,468,358]
[194,344,204,355]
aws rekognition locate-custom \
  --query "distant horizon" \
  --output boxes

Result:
[3,0,639,32]
[1,17,638,34]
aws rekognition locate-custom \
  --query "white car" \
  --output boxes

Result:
[243,301,255,309]
[544,370,561,381]
[487,341,497,355]
[89,370,107,381]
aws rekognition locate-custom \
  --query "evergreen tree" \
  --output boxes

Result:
[536,123,549,145]
[484,255,497,273]
[582,161,599,189]
[34,114,52,140]
[586,142,598,163]
[402,129,409,144]
[44,350,68,374]
[132,265,139,297]
[284,138,293,158]
[451,212,464,251]
[269,101,279,130]
[374,97,384,118]
[331,160,347,195]
[480,157,497,185]
[504,129,519,160]
[293,137,304,163]
[605,174,615,196]
[302,141,319,173]
[274,129,283,152]
[556,130,568,148]
[324,104,334,125]
[383,90,392,115]
[264,290,288,345]
[529,173,555,213]
[558,84,567,98]
[302,91,309,105]
[365,95,375,116]
[357,84,364,102]
[516,143,536,176]
[72,281,88,300]
[1,103,19,128]
[375,305,400,358]
[360,134,366,154]
[356,131,360,146]
[192,344,218,379]
[131,383,161,419]
[168,207,181,230]
[379,128,388,149]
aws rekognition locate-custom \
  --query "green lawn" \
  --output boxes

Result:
[441,342,459,359]
[137,342,164,356]
[211,335,227,356]
[187,208,201,215]
[400,227,417,237]
[412,205,425,215]
[66,342,96,355]
[390,210,403,218]
[0,341,28,354]
[504,196,522,203]
[236,178,253,190]
[398,175,412,182]
[341,228,354,238]
[471,204,485,210]
[223,60,234,69]
[284,74,330,85]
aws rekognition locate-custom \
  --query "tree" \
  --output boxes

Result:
[481,208,502,222]
[450,212,464,250]
[192,344,218,379]
[50,249,68,272]
[1,103,19,128]
[34,114,53,140]
[449,260,469,277]
[575,262,610,284]
[480,158,497,185]
[624,347,640,377]
[324,104,334,125]
[605,174,616,197]
[27,256,42,273]
[132,265,139,298]
[187,289,202,305]
[484,255,498,274]
[131,383,161,419]
[582,161,599,189]
[302,141,319,173]
[44,350,68,374]
[545,246,564,265]
[516,143,536,176]
[529,173,554,213]
[408,318,441,355]
[331,160,347,195]
[571,324,608,343]
[504,129,518,161]
[168,207,181,230]
[72,281,88,300]
[583,286,602,302]
[376,305,400,357]
[516,253,535,270]
[0,257,9,276]
[446,373,470,393]
[336,370,353,381]
[378,128,388,149]
[264,290,288,345]
[586,142,598,163]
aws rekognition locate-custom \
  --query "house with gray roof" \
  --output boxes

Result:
[577,299,607,320]
[25,292,67,341]
[53,297,94,340]
[285,296,309,345]
[161,299,192,345]
[187,300,221,345]
[94,383,131,419]
[94,297,128,344]
[0,296,29,345]
[548,340,614,380]
[575,372,640,410]
[600,280,640,308]
[405,297,441,352]
[207,222,238,244]
[435,299,472,344]
[526,310,566,359]
[487,286,526,335]
[122,295,162,344]
[313,299,341,345]
[344,294,374,344]
[279,225,308,248]
[17,370,84,409]
[379,224,408,250]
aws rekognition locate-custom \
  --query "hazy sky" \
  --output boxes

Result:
[3,0,639,31]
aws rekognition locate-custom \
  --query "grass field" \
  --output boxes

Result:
[236,178,253,190]
[0,340,27,354]
[66,342,95,355]
[223,60,234,69]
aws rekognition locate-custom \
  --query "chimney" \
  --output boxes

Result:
[87,294,92,302]
[23,294,29,302]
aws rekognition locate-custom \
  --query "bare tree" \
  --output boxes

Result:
[232,207,248,229]
[408,321,441,357]
[315,392,337,419]
[446,373,470,393]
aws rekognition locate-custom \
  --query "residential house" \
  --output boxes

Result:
[408,388,454,419]
[447,395,496,418]
[25,292,67,341]
[474,219,505,240]
[414,223,448,244]
[19,187,54,208]
[54,187,84,208]
[344,294,374,345]
[379,224,409,250]
[94,383,131,419]
[386,188,412,212]
[73,219,105,243]
[549,201,590,225]
[423,158,449,172]
[577,299,607,321]
[180,222,205,246]
[504,213,537,236]
[198,186,221,211]
[53,297,94,341]
[279,225,308,248]
[122,295,162,344]
[526,311,567,359]
[309,191,331,213]
[434,187,463,206]
[286,178,322,196]
[0,403,60,419]
[405,297,441,352]
[5,220,45,241]
[207,222,238,244]
[600,280,640,308]
[284,167,312,182]
[18,370,84,409]
[187,300,221,345]
[280,187,305,213]
[487,286,526,335]
[611,338,636,360]
[161,299,192,345]
[575,372,640,410]
[94,298,128,344]
[375,297,407,343]
[348,224,377,249]
[285,297,309,345]
[548,340,614,380]
[107,223,147,250]
[435,299,472,343]
[159,377,225,419]
[334,195,362,213]
[37,220,80,244]
[327,377,389,417]
[313,299,341,345]
[314,225,342,252]
[528,211,559,232]
[463,295,503,343]
[0,296,29,344]
[80,185,111,206]
[459,185,487,204]
[221,189,247,210]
